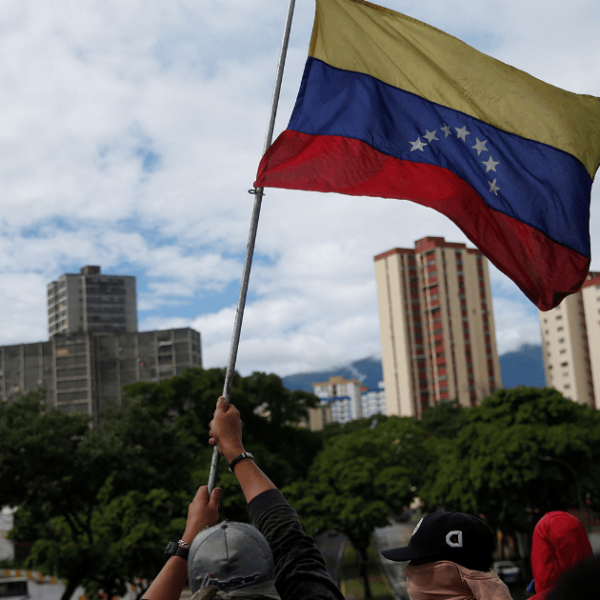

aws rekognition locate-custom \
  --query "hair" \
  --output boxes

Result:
[546,555,600,600]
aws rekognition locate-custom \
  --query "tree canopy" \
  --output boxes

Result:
[284,415,431,599]
[1,368,321,600]
[4,380,600,599]
[420,387,600,533]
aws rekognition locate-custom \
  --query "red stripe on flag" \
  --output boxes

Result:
[256,131,589,310]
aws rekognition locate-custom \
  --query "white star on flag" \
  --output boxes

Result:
[410,137,428,152]
[423,130,439,142]
[455,126,471,141]
[489,179,500,195]
[441,124,452,137]
[482,156,500,173]
[472,138,488,155]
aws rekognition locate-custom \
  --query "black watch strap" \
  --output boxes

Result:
[229,451,254,473]
[165,541,189,560]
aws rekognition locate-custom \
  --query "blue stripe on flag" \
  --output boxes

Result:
[287,58,591,258]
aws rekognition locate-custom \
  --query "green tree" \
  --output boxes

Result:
[121,368,322,522]
[420,387,600,549]
[1,391,193,600]
[284,416,429,600]
[420,399,467,439]
[2,369,322,599]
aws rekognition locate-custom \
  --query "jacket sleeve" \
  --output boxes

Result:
[248,489,345,600]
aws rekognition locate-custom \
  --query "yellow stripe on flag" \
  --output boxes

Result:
[309,0,600,176]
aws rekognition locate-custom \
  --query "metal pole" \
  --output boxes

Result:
[208,0,297,495]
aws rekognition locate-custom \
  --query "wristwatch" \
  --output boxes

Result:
[165,540,190,560]
[228,451,254,473]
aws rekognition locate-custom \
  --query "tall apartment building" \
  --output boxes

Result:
[374,236,501,417]
[48,265,137,338]
[0,328,202,427]
[539,272,600,408]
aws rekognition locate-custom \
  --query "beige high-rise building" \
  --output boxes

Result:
[48,265,137,338]
[374,236,501,417]
[539,272,600,408]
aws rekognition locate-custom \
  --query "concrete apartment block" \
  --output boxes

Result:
[540,272,600,407]
[0,328,202,427]
[374,236,501,417]
[48,265,137,338]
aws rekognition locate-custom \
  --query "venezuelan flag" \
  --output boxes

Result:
[255,0,600,311]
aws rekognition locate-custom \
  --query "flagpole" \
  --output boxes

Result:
[208,0,297,495]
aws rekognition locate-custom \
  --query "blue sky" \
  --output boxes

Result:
[1,0,599,377]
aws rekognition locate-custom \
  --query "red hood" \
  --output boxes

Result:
[530,511,593,598]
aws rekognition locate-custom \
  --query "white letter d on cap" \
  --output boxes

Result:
[445,530,463,548]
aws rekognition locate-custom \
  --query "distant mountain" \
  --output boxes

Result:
[281,345,544,393]
[499,343,545,388]
[282,357,383,393]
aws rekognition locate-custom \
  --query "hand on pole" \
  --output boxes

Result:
[181,485,222,546]
[209,396,245,464]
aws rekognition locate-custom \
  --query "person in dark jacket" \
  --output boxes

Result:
[208,396,344,600]
[144,396,344,600]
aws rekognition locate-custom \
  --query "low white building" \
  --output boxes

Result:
[361,381,386,418]
[310,375,363,428]
[307,376,387,430]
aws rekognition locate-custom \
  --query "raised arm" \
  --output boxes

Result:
[208,397,344,600]
[143,485,221,600]
[208,396,276,503]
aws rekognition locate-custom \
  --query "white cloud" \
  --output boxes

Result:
[0,0,598,381]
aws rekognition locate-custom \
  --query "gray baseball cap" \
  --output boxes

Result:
[189,522,275,593]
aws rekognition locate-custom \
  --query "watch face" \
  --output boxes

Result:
[165,541,189,560]
[165,541,178,556]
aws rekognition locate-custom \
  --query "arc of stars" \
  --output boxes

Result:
[409,121,502,196]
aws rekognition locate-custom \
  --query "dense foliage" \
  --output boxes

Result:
[2,382,599,600]
[0,368,320,600]
[419,387,600,535]
[284,415,430,599]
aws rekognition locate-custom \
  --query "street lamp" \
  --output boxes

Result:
[539,456,586,528]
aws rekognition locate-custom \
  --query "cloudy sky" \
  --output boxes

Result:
[1,0,599,377]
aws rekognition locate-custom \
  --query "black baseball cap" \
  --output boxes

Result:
[381,512,495,571]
